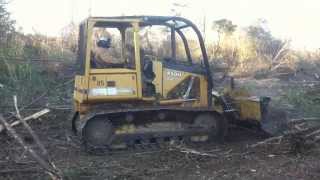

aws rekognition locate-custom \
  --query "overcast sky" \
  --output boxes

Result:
[8,0,320,50]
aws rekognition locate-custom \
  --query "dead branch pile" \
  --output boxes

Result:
[0,96,63,180]
[251,118,320,153]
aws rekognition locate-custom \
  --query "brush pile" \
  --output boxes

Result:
[251,118,320,154]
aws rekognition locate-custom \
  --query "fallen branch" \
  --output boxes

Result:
[314,135,320,142]
[0,115,62,179]
[13,96,48,156]
[251,122,320,149]
[250,136,283,148]
[0,168,40,174]
[0,108,50,133]
[305,129,320,138]
[290,125,320,137]
[289,118,320,124]
[171,145,218,158]
[49,106,72,110]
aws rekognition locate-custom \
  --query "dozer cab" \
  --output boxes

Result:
[71,16,271,152]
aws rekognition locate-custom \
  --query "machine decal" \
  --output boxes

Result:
[166,70,183,80]
[89,87,134,96]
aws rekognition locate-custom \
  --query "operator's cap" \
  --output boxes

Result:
[97,37,111,48]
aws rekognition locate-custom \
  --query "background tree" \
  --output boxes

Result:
[211,19,237,71]
[0,0,15,47]
[245,19,290,70]
[0,0,17,81]
[61,22,78,53]
[213,19,237,37]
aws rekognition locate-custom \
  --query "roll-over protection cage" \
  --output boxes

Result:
[77,16,213,106]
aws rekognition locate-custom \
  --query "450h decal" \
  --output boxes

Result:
[166,70,183,80]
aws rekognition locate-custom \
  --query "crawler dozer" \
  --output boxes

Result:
[71,16,271,152]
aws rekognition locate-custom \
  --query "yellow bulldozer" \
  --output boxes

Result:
[71,16,272,153]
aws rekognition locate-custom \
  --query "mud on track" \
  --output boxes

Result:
[0,109,319,180]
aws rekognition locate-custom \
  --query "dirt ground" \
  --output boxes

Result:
[0,109,319,180]
[1,77,320,180]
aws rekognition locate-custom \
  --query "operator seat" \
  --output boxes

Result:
[142,56,156,96]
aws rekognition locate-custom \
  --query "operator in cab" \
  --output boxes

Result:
[91,36,125,68]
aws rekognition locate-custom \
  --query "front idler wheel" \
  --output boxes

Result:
[82,117,115,154]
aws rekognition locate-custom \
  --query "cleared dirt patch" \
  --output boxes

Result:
[0,109,320,180]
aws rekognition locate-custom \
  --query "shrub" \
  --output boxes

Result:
[281,87,320,117]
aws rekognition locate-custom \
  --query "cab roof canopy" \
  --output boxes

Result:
[87,16,196,30]
[82,15,212,93]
